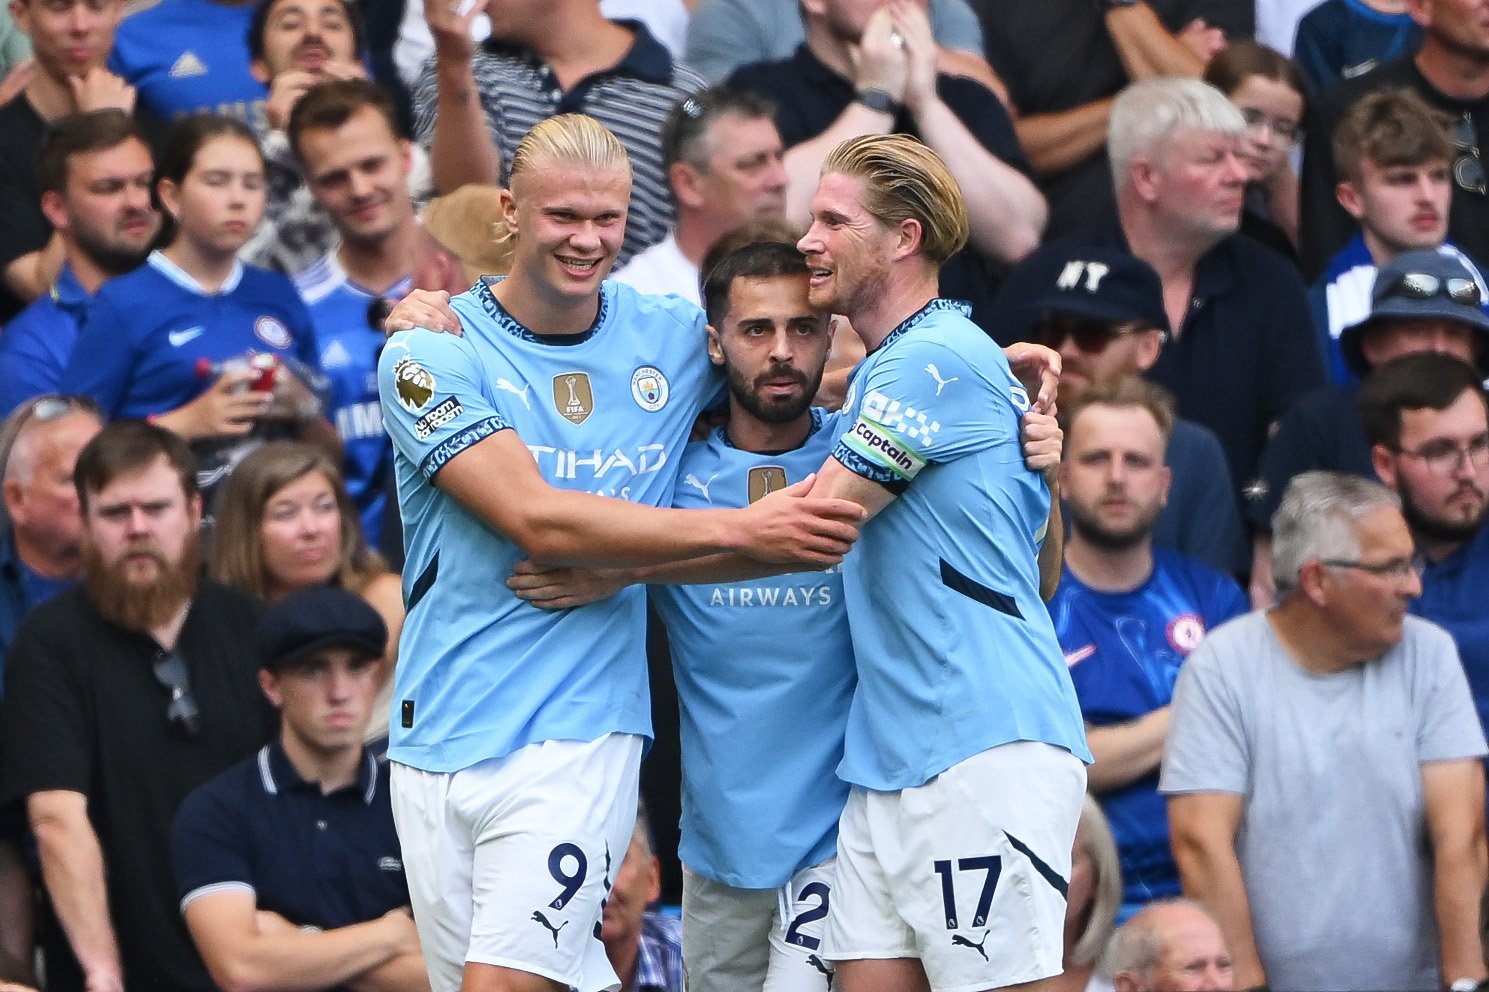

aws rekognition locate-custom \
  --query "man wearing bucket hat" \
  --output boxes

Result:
[1002,241,1244,574]
[171,586,426,992]
[1248,249,1489,603]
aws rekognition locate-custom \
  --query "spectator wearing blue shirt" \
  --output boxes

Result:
[172,585,426,992]
[600,801,683,992]
[58,114,333,492]
[0,110,159,418]
[1047,376,1247,920]
[1362,353,1489,754]
[288,80,420,545]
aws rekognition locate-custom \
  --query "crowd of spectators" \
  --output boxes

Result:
[0,0,1486,988]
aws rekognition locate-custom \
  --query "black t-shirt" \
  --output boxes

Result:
[0,581,274,992]
[727,45,1031,335]
[972,0,1254,239]
[1301,56,1489,279]
[1247,383,1374,529]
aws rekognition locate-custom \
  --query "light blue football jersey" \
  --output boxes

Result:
[650,410,855,888]
[378,278,718,773]
[830,300,1091,790]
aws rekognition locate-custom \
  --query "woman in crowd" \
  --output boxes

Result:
[210,441,403,742]
[60,113,329,489]
[1204,42,1307,259]
[1052,796,1124,992]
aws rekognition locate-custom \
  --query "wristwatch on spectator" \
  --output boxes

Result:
[855,88,903,117]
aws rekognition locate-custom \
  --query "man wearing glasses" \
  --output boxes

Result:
[0,420,274,992]
[1164,470,1488,992]
[1362,352,1489,774]
[1249,250,1489,602]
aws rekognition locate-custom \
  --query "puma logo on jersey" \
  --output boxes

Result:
[952,930,990,961]
[496,377,532,409]
[530,910,567,948]
[925,363,958,395]
[684,473,718,503]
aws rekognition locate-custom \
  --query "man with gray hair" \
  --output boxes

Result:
[1162,470,1488,991]
[994,76,1324,540]
[611,86,788,304]
[1107,899,1233,992]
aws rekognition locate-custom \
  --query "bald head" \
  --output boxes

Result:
[1109,900,1233,992]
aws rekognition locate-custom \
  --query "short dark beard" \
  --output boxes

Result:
[84,532,200,633]
[1400,486,1486,548]
[74,223,154,277]
[727,360,821,426]
[1067,500,1159,552]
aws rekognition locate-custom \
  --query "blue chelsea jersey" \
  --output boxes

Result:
[61,251,318,418]
[110,0,268,131]
[378,278,719,773]
[830,299,1091,790]
[650,410,855,888]
[1048,549,1246,915]
[296,254,408,543]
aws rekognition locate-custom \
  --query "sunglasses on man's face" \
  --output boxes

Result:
[1036,316,1154,354]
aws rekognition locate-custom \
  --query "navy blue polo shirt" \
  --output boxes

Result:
[171,741,408,930]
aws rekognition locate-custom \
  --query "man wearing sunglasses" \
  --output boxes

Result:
[998,242,1245,574]
[1362,352,1489,780]
[1249,250,1489,603]
[0,421,275,992]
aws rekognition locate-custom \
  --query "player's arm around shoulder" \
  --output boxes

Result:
[181,887,425,992]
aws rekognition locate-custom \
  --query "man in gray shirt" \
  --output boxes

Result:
[1162,470,1488,992]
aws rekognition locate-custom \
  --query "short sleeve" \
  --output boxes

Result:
[378,328,511,481]
[171,778,257,909]
[833,339,1021,488]
[1411,623,1489,764]
[1159,637,1250,795]
[0,618,93,804]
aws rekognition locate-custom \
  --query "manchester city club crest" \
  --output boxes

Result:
[748,466,788,504]
[631,366,669,412]
[554,372,594,425]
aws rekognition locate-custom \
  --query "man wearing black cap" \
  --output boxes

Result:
[1004,242,1245,574]
[171,586,426,992]
[1248,249,1489,603]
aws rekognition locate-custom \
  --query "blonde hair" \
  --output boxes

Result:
[509,113,630,184]
[821,134,968,266]
[209,441,386,599]
[423,183,513,280]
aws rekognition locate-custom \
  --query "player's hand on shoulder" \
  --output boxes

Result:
[384,290,462,336]
[507,560,629,610]
[736,476,864,567]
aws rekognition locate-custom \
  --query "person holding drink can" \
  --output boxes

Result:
[60,113,331,493]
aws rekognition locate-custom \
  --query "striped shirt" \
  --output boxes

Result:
[411,21,704,265]
[636,912,684,992]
